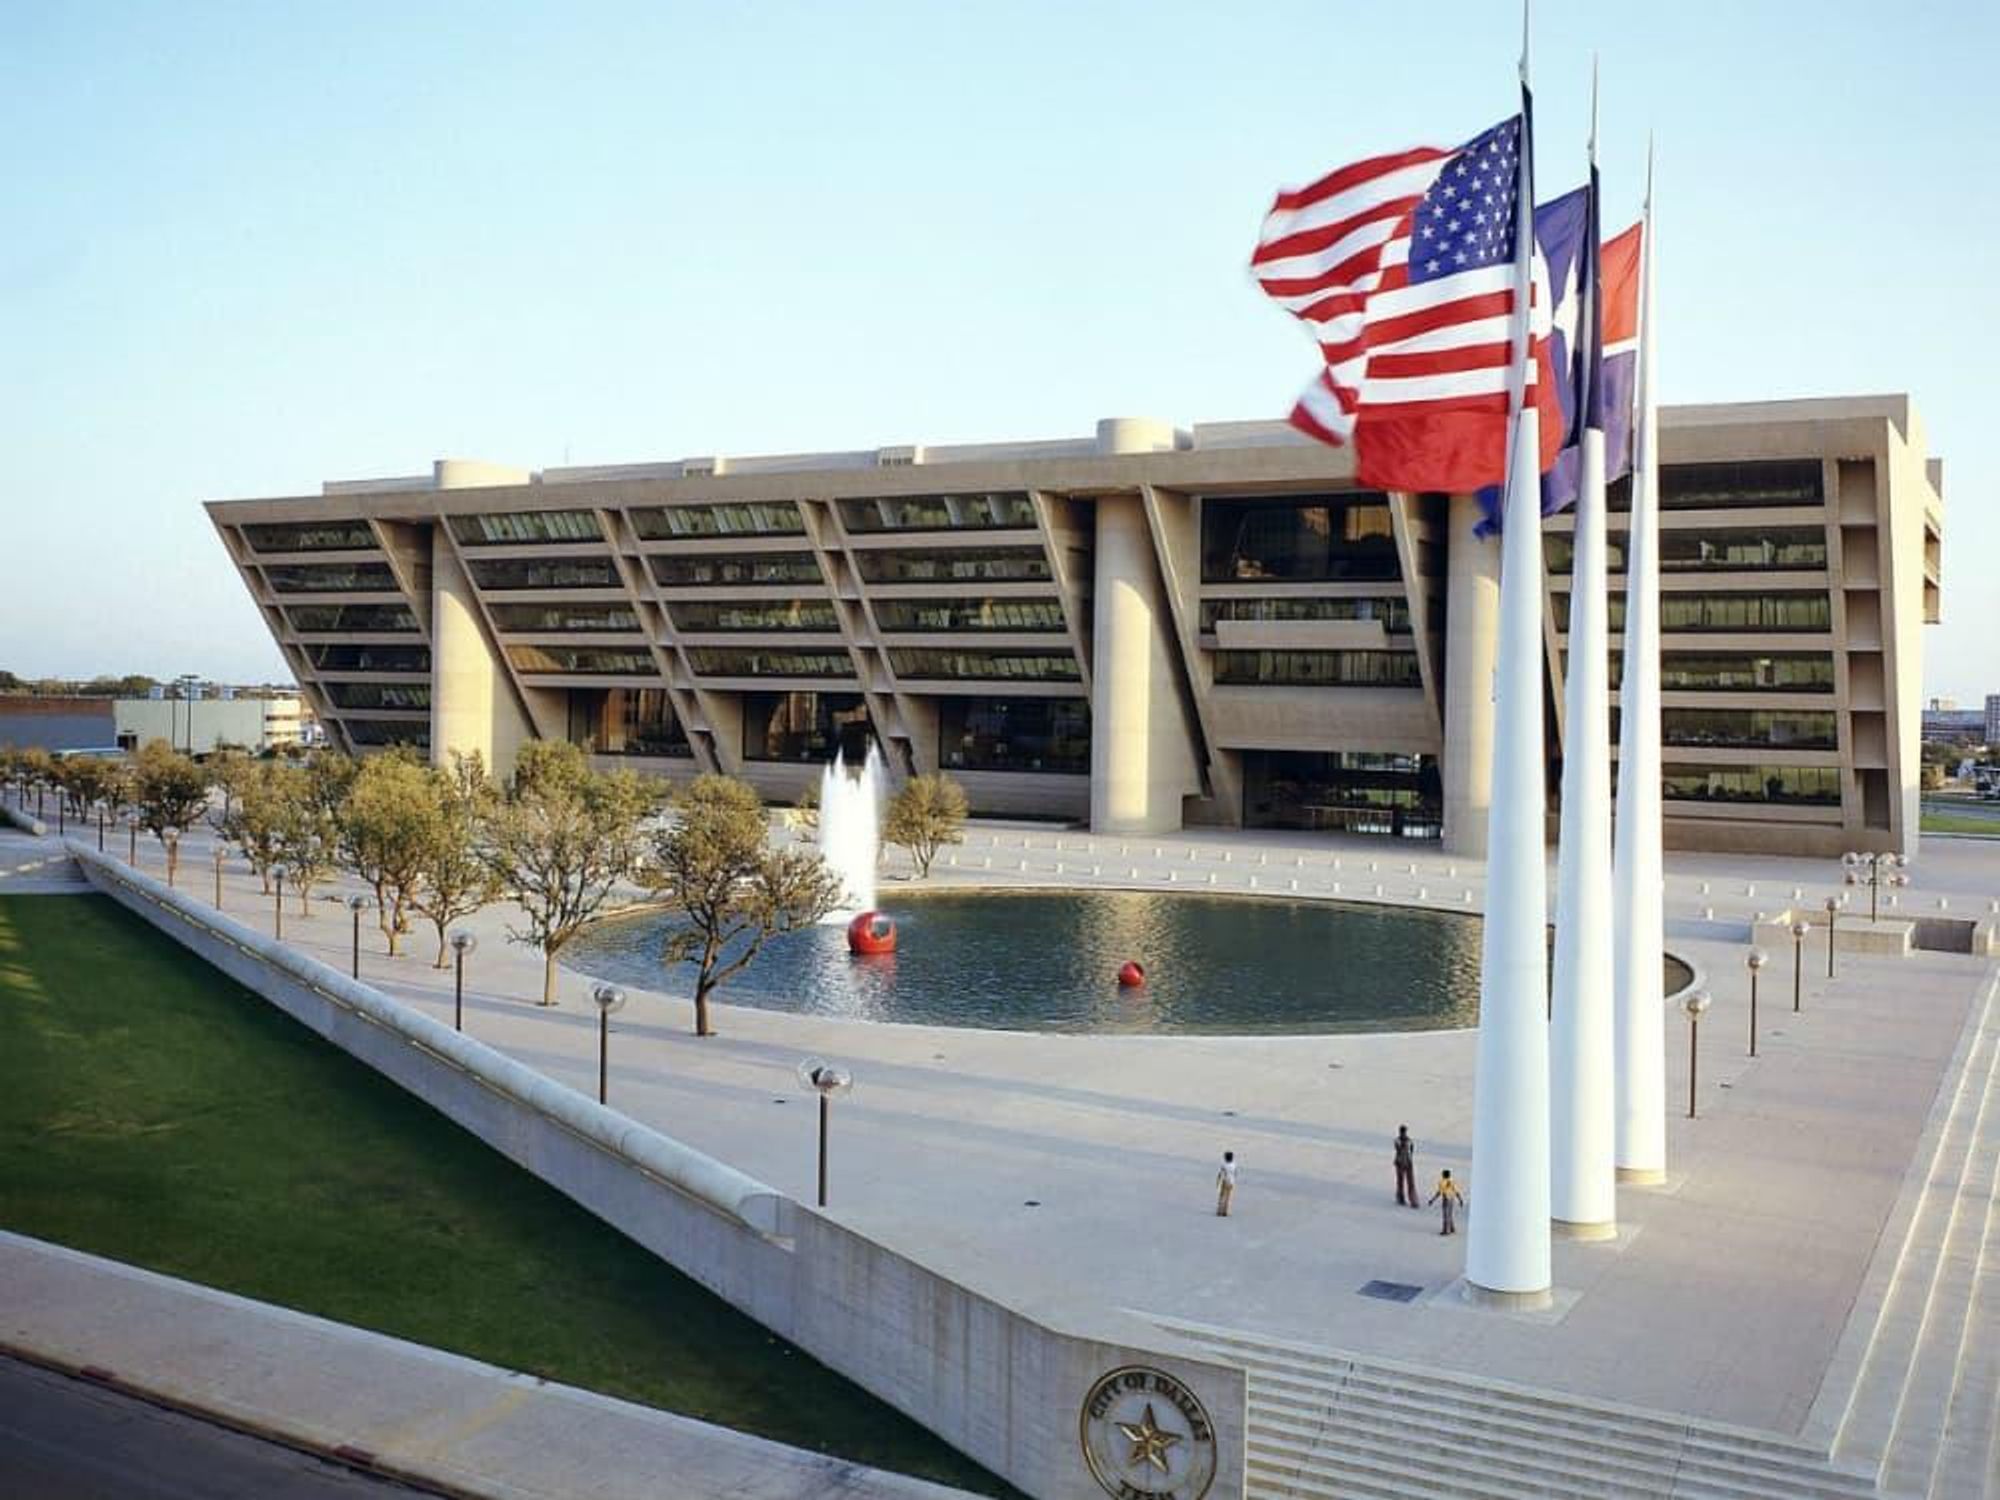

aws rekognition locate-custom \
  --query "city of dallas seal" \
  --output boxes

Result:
[1079,1365,1218,1500]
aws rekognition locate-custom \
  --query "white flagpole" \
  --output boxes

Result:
[1465,3,1553,1306]
[1549,60,1617,1238]
[1612,140,1666,1183]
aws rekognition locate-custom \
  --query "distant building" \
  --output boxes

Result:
[1987,694,2000,746]
[1922,705,1986,741]
[0,697,116,752]
[114,691,307,755]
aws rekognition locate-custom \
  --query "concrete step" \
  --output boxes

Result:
[1155,1315,1884,1500]
[1831,978,1999,1482]
[1250,1383,1876,1498]
[1165,1320,1849,1472]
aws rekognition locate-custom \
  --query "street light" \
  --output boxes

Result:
[1824,895,1839,979]
[1842,850,1911,923]
[163,830,180,889]
[96,801,107,853]
[591,983,626,1105]
[126,816,139,864]
[346,894,373,978]
[1746,948,1767,1057]
[213,848,227,908]
[450,931,477,1032]
[797,1057,855,1208]
[1683,988,1712,1118]
[1790,920,1810,1011]
[271,865,287,941]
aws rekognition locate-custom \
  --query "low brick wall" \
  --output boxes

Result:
[67,839,1246,1500]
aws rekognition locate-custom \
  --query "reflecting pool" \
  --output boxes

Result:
[567,888,1694,1036]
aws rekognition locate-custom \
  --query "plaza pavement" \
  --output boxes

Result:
[9,801,1998,1480]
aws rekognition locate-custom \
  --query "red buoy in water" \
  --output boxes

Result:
[1117,960,1146,988]
[846,910,897,955]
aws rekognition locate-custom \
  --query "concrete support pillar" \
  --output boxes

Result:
[1464,413,1553,1308]
[1442,499,1499,857]
[430,460,535,780]
[1550,427,1618,1238]
[1090,493,1196,835]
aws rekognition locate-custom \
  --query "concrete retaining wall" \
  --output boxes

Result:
[66,839,1246,1500]
[2,803,48,837]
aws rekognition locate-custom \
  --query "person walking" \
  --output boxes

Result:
[1393,1126,1419,1208]
[1215,1151,1237,1217]
[1428,1169,1464,1235]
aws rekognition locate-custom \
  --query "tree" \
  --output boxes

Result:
[337,753,443,956]
[207,747,258,834]
[648,774,842,1037]
[225,762,296,894]
[56,756,121,821]
[883,771,968,878]
[411,753,498,968]
[485,741,654,1005]
[129,740,210,846]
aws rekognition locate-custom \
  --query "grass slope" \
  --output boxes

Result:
[0,894,1008,1495]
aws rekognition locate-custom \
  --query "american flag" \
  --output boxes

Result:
[1252,115,1561,495]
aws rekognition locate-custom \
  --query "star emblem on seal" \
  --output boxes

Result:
[1117,1402,1182,1473]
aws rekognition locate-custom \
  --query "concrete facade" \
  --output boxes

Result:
[206,395,1943,854]
[113,695,306,755]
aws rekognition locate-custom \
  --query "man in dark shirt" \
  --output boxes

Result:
[1393,1126,1419,1208]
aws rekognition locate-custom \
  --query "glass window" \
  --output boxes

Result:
[565,688,692,757]
[1242,751,1441,837]
[325,682,431,711]
[1608,460,1825,512]
[343,719,432,749]
[1660,763,1841,805]
[1551,527,1829,575]
[872,598,1067,632]
[487,602,643,633]
[648,552,823,588]
[839,493,1037,533]
[888,649,1080,682]
[938,698,1089,774]
[631,503,804,538]
[743,692,873,762]
[1556,591,1832,633]
[304,643,431,673]
[853,547,1052,584]
[467,557,620,590]
[506,646,657,676]
[1650,708,1839,750]
[686,648,854,679]
[265,562,399,593]
[448,511,602,545]
[1213,650,1423,687]
[285,604,419,633]
[1198,596,1411,632]
[1200,495,1399,582]
[243,521,376,553]
[667,600,841,632]
[1618,652,1837,693]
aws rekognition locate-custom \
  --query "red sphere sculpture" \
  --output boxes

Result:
[846,910,897,955]
[1117,960,1146,988]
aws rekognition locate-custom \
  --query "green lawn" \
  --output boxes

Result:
[0,894,1009,1495]
[1920,809,2000,836]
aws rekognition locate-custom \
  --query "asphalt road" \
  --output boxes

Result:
[0,1356,444,1500]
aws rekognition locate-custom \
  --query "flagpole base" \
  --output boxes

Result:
[1616,1166,1667,1185]
[1464,1281,1554,1312]
[1552,1217,1618,1242]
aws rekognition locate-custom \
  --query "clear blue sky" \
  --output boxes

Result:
[4,2,1994,699]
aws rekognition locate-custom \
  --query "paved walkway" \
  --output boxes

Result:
[0,1232,974,1500]
[14,796,1999,1456]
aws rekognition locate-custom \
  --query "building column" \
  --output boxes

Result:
[430,460,536,779]
[1442,499,1499,857]
[1089,492,1197,835]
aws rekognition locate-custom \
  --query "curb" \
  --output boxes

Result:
[0,1338,473,1499]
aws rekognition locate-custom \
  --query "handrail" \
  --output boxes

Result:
[64,837,786,1236]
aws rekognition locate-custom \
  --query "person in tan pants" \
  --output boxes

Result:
[1215,1151,1237,1216]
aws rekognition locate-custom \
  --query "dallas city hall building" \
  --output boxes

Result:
[208,394,1943,858]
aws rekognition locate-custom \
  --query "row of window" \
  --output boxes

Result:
[1619,459,1825,512]
[1645,708,1839,751]
[450,511,603,546]
[455,548,1060,594]
[670,600,841,633]
[1213,650,1424,688]
[305,644,431,673]
[286,603,420,633]
[1546,526,1829,575]
[343,719,432,749]
[565,688,692,758]
[1201,496,1400,584]
[633,503,804,539]
[244,521,376,554]
[325,682,432,711]
[938,697,1090,774]
[1197,596,1412,632]
[890,649,1081,682]
[489,602,644,633]
[266,562,398,593]
[471,557,620,591]
[840,492,1037,533]
[508,645,657,676]
[1607,651,1837,693]
[1660,763,1840,805]
[1554,590,1833,634]
[652,552,824,588]
[871,598,1067,633]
